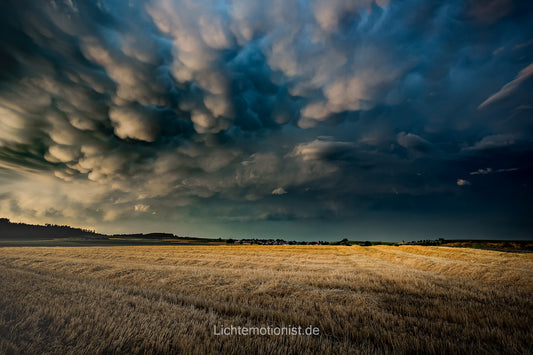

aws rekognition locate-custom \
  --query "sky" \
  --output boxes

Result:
[0,0,532,241]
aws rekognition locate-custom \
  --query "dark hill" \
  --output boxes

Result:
[0,218,105,240]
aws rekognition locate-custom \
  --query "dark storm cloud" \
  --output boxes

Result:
[0,0,532,239]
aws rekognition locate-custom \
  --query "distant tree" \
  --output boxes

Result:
[363,241,372,246]
[226,239,235,244]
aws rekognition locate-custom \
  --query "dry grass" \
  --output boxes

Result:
[0,245,531,354]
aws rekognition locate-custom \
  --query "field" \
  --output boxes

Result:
[0,245,531,354]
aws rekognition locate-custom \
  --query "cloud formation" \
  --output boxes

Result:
[456,179,471,186]
[479,62,533,109]
[271,187,287,195]
[0,0,532,239]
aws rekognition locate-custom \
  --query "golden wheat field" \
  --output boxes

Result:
[0,245,531,354]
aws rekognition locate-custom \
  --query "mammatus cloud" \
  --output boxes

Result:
[109,106,161,142]
[0,0,532,239]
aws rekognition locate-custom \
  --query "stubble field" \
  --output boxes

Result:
[0,245,531,354]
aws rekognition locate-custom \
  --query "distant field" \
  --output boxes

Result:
[0,245,531,354]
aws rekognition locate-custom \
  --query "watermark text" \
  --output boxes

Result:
[213,325,319,336]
